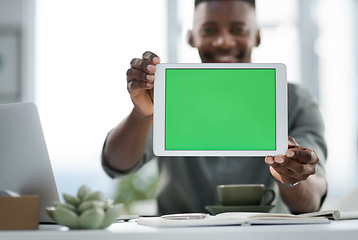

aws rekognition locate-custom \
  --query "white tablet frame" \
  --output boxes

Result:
[153,63,287,157]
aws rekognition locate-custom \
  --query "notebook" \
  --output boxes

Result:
[136,212,330,227]
[0,102,60,223]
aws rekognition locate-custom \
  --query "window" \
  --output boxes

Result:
[35,0,167,199]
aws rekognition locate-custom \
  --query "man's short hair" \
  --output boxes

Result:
[194,0,256,8]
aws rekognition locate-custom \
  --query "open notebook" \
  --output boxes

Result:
[0,102,60,223]
[136,212,330,227]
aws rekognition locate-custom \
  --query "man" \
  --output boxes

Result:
[102,0,327,214]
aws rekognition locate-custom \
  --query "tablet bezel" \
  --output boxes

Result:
[153,63,287,157]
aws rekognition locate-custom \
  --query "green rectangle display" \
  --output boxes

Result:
[165,68,276,151]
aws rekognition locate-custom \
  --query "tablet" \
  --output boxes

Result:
[153,63,287,157]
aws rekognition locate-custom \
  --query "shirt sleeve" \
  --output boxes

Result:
[101,128,155,179]
[287,83,328,208]
[287,83,327,177]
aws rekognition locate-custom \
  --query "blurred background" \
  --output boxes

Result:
[0,0,357,214]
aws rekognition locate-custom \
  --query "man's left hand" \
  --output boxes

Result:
[265,136,319,186]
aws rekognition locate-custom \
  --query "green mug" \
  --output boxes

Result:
[217,184,275,206]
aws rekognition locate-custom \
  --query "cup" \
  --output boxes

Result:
[217,184,275,206]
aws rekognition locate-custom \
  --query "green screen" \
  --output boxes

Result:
[165,68,276,151]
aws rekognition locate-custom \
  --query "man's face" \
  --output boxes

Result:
[189,1,260,63]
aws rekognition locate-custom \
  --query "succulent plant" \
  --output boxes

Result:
[46,185,122,229]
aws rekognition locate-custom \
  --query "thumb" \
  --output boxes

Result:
[288,136,299,148]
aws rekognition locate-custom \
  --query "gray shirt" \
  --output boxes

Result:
[102,83,327,215]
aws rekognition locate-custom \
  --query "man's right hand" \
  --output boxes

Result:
[126,51,161,117]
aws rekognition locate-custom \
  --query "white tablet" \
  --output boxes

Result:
[153,63,287,157]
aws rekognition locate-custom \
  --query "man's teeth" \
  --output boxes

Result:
[216,56,235,61]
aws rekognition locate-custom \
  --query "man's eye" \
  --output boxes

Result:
[202,27,216,35]
[231,27,246,35]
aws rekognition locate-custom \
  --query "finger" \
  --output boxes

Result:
[127,80,153,94]
[272,161,311,181]
[265,156,274,165]
[269,161,297,178]
[269,166,299,185]
[267,155,314,181]
[127,68,155,84]
[280,158,316,176]
[130,58,157,74]
[285,148,318,164]
[142,51,161,64]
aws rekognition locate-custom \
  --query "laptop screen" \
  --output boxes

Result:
[0,102,60,223]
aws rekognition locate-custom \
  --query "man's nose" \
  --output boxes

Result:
[212,32,236,49]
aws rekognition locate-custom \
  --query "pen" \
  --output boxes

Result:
[161,213,209,220]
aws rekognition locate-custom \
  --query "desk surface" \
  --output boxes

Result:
[1,219,358,240]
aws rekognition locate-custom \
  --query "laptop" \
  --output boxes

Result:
[0,102,60,223]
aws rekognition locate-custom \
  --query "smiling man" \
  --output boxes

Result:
[189,0,260,63]
[102,0,328,215]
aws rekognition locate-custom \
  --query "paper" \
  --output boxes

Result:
[136,212,330,227]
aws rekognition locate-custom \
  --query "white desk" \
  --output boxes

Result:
[1,220,358,240]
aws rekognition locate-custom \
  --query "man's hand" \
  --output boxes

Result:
[126,51,160,117]
[265,136,319,185]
